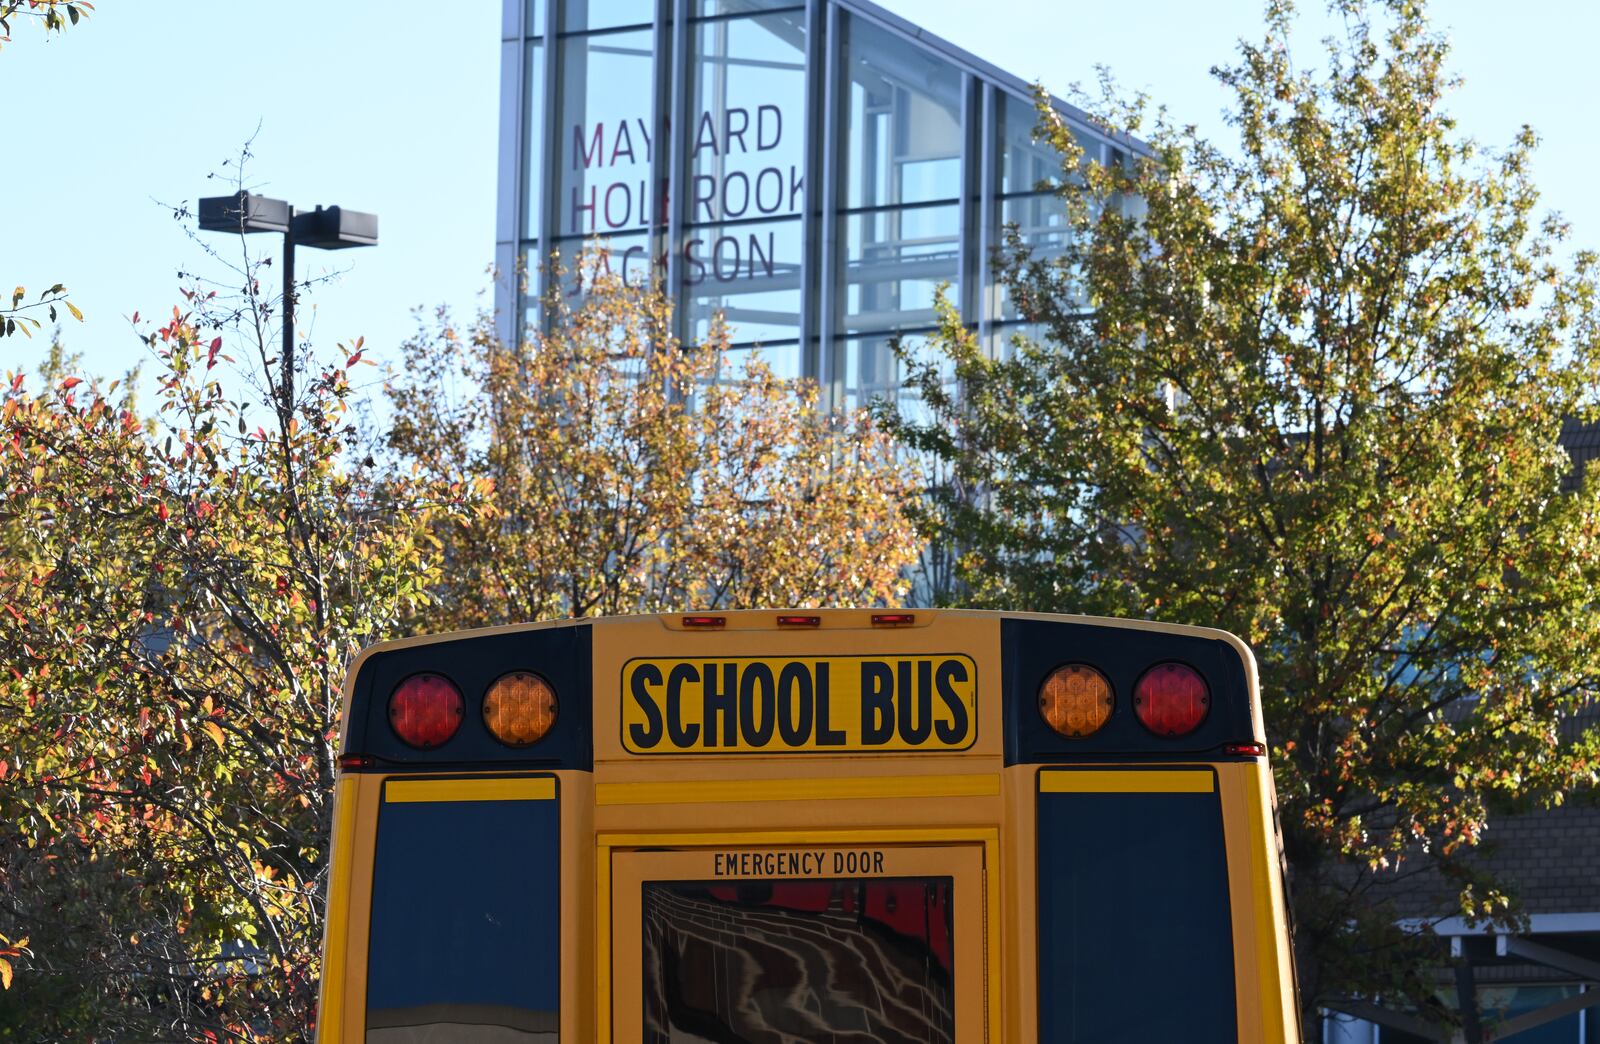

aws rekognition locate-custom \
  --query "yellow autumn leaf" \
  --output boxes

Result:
[65,301,83,322]
[201,721,226,750]
[0,957,11,990]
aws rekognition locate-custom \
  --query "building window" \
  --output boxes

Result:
[556,28,661,239]
[559,0,654,34]
[834,14,966,411]
[684,4,807,348]
[840,17,963,210]
[521,39,546,242]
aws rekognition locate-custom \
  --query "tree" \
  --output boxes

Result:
[0,232,918,1039]
[388,250,922,628]
[882,0,1600,1033]
[0,254,440,1038]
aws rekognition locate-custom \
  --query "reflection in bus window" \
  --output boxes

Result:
[642,877,954,1042]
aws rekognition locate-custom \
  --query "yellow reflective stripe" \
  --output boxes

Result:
[1039,769,1215,794]
[384,777,555,803]
[1243,766,1294,1041]
[596,773,999,806]
[316,778,358,1040]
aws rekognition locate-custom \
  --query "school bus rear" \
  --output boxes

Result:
[316,609,1299,1042]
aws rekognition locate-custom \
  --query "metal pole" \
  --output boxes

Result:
[1453,960,1483,1044]
[282,217,296,407]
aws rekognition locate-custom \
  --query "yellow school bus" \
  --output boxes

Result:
[315,609,1299,1043]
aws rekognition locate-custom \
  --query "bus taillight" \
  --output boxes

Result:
[483,671,558,747]
[388,673,465,749]
[1038,664,1114,737]
[1133,662,1210,737]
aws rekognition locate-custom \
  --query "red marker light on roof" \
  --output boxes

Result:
[776,615,821,627]
[388,673,464,749]
[871,613,915,627]
[681,615,725,628]
[1133,662,1210,737]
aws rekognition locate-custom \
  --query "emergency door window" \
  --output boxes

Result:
[611,845,986,1042]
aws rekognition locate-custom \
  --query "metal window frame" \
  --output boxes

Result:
[976,81,997,356]
[533,0,562,321]
[796,0,824,381]
[495,0,527,348]
[815,0,842,407]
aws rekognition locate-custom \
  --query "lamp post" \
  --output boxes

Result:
[197,191,378,403]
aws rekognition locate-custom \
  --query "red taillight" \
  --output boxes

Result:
[1224,741,1266,757]
[1133,662,1210,737]
[338,753,376,771]
[388,673,464,749]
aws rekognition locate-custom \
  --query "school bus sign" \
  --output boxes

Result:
[621,654,978,754]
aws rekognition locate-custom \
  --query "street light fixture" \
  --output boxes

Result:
[197,190,379,400]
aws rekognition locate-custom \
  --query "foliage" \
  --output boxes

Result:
[389,251,922,626]
[880,0,1600,1031]
[0,0,92,48]
[0,275,440,1037]
[0,285,81,343]
[1,3,91,338]
[0,236,918,1039]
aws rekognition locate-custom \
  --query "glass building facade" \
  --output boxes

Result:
[495,0,1125,413]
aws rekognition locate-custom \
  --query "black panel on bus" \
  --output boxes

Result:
[344,624,592,771]
[1001,617,1254,764]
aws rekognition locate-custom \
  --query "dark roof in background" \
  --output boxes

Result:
[1561,418,1600,463]
[1560,418,1600,489]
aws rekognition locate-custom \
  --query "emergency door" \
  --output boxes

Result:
[609,843,987,1042]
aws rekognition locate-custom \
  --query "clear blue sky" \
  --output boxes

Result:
[3,0,1595,383]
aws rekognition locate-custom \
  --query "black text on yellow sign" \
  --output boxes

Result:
[622,655,977,753]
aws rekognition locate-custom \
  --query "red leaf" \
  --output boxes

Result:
[60,377,81,391]
[156,502,169,522]
[10,374,23,392]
